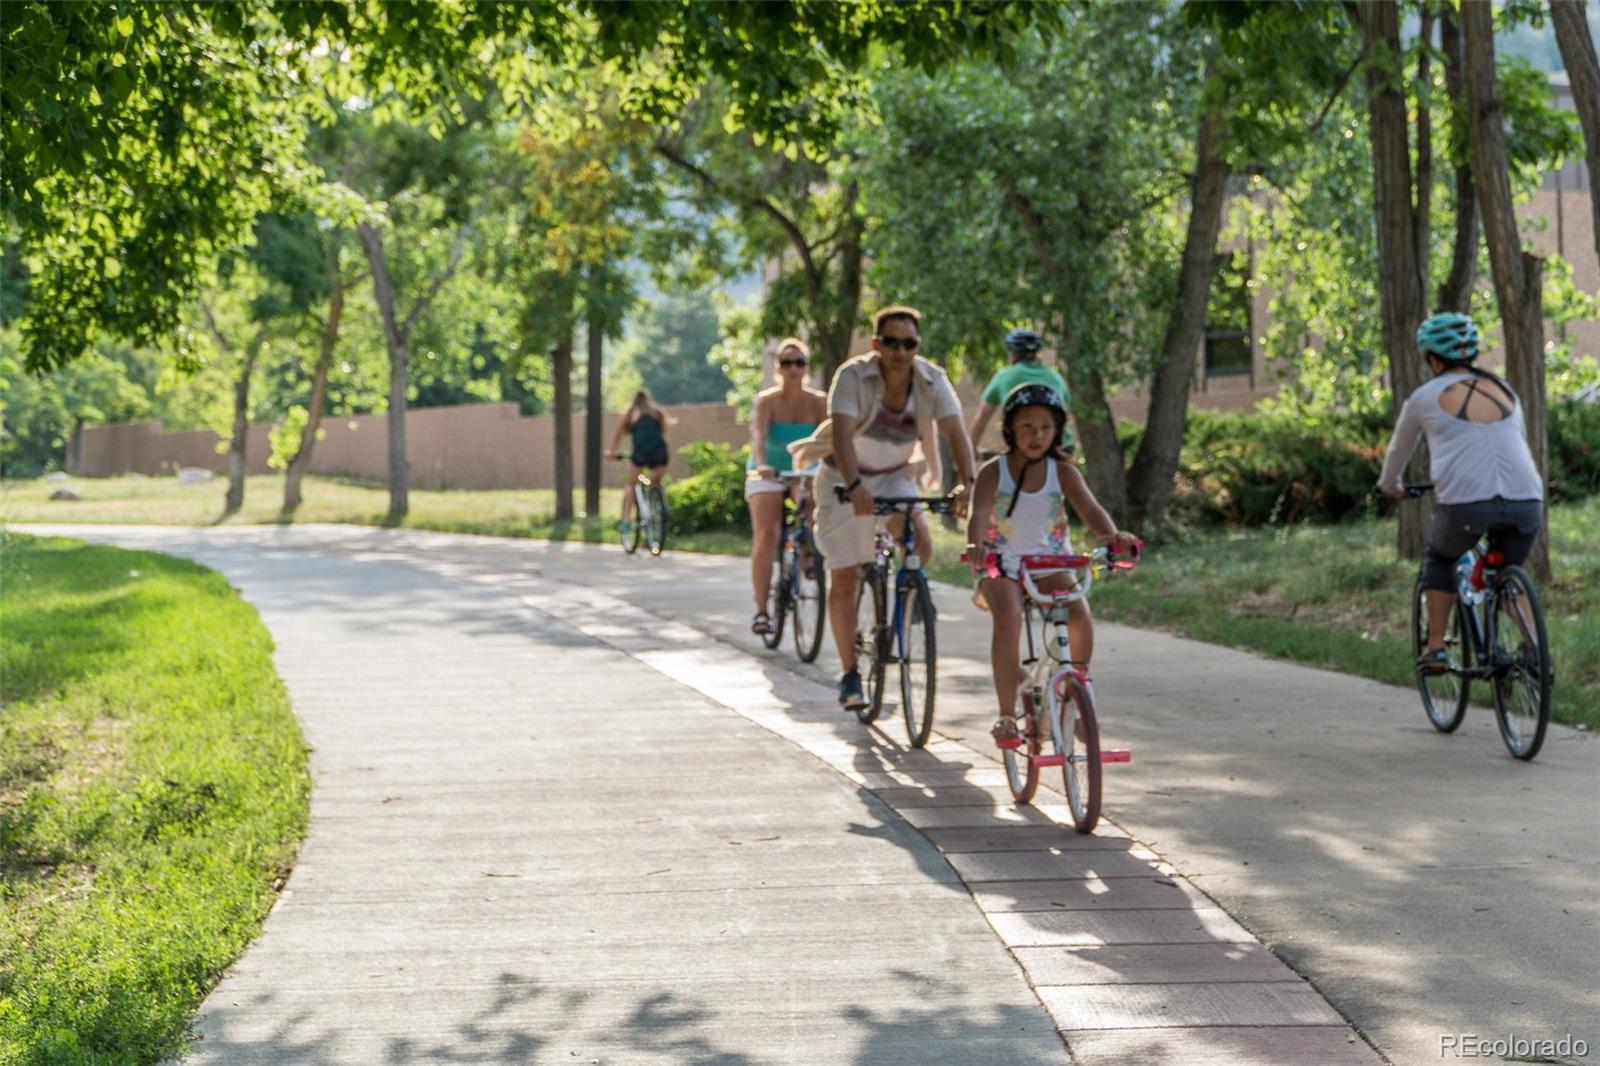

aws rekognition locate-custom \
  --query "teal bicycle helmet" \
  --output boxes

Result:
[1416,312,1479,364]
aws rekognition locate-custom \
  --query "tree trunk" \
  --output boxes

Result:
[820,179,867,384]
[584,312,603,516]
[283,284,343,516]
[1550,0,1600,267]
[357,223,410,523]
[1360,0,1431,560]
[1463,1,1551,579]
[1065,361,1128,526]
[1436,8,1479,312]
[1126,104,1230,533]
[224,336,262,515]
[552,337,574,521]
[66,418,83,474]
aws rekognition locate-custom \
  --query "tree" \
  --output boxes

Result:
[0,337,150,477]
[6,1,1056,374]
[628,292,732,405]
[1548,0,1600,267]
[1462,1,1549,577]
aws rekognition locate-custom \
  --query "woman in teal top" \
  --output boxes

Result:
[746,338,827,635]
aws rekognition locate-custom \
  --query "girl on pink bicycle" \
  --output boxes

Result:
[964,384,1139,749]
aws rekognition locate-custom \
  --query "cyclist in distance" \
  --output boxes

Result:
[788,305,979,709]
[605,389,671,537]
[966,384,1138,749]
[745,337,827,636]
[969,327,1074,455]
[1376,312,1544,672]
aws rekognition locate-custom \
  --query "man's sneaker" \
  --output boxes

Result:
[838,668,867,710]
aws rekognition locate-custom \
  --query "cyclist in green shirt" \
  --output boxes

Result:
[969,328,1073,455]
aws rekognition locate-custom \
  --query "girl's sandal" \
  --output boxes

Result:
[751,612,773,636]
[991,715,1026,751]
[1416,647,1450,674]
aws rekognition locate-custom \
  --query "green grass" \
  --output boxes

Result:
[0,474,749,556]
[924,497,1600,729]
[0,534,310,1065]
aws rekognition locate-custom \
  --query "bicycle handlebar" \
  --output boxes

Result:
[1374,482,1434,498]
[831,485,956,515]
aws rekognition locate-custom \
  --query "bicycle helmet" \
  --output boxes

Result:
[1001,383,1068,452]
[1004,327,1044,358]
[1416,312,1479,365]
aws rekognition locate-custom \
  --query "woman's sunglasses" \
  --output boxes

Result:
[875,335,920,351]
[779,357,808,368]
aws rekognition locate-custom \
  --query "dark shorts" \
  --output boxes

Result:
[1420,497,1543,592]
[632,445,668,470]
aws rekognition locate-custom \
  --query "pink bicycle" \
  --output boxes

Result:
[970,547,1139,833]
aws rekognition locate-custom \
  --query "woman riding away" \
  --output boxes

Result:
[745,338,827,635]
[605,389,671,535]
[1377,312,1544,672]
[966,384,1137,750]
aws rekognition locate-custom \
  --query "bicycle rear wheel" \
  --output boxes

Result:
[1413,578,1470,733]
[644,484,668,556]
[1051,672,1102,834]
[1003,688,1041,805]
[791,537,827,663]
[763,535,788,650]
[898,574,937,748]
[854,566,887,724]
[1489,565,1550,761]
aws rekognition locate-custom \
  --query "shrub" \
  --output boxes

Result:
[666,441,750,535]
[1550,398,1600,502]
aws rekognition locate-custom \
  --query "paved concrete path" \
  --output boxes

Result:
[20,525,1599,1066]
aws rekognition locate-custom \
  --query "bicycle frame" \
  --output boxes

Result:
[867,497,952,659]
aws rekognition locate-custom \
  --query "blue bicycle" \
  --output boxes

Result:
[841,493,954,748]
[762,471,828,663]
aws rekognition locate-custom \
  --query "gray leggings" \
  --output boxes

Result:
[1420,497,1543,592]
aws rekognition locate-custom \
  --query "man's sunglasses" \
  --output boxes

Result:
[779,358,808,368]
[875,335,920,351]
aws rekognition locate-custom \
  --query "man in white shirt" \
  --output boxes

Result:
[802,305,978,709]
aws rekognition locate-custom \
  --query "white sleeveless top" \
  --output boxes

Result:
[988,458,1073,564]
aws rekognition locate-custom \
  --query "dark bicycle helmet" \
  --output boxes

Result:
[1416,312,1480,364]
[1001,383,1068,452]
[1004,327,1044,358]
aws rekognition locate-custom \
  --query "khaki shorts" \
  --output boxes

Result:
[814,465,919,570]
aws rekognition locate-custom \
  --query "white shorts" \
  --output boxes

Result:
[744,472,786,499]
[814,465,919,570]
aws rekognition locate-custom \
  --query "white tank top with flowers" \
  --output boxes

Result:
[988,458,1072,564]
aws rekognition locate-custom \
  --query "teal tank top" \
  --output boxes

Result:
[630,413,664,454]
[752,421,817,472]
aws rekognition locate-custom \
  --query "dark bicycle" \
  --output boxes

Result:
[835,488,954,748]
[1400,483,1552,760]
[762,470,828,663]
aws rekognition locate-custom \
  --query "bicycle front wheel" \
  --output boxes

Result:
[1413,579,1470,733]
[791,540,827,663]
[1051,672,1102,834]
[763,535,788,650]
[898,574,937,748]
[1489,565,1550,761]
[644,484,668,556]
[854,566,887,724]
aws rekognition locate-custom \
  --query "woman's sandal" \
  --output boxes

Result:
[991,715,1029,751]
[1416,647,1450,674]
[751,612,773,636]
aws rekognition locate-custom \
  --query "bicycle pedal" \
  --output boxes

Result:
[1032,754,1065,768]
[1100,750,1131,764]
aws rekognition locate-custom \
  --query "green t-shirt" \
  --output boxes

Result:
[982,361,1073,449]
[982,361,1070,407]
